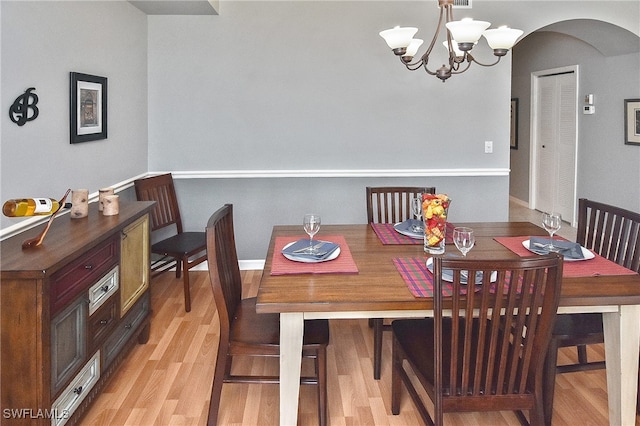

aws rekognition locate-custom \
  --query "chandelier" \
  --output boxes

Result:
[379,0,523,82]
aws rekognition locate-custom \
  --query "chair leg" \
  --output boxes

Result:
[373,318,383,380]
[577,344,589,364]
[175,256,183,279]
[207,339,230,425]
[542,338,559,426]
[316,348,328,426]
[391,335,402,415]
[637,356,640,415]
[182,260,191,312]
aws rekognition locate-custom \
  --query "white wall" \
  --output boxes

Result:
[146,1,639,260]
[510,30,640,213]
[2,1,638,261]
[147,1,518,259]
[1,1,148,230]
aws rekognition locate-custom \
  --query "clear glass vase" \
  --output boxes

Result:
[422,195,451,255]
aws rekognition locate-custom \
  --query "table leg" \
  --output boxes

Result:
[603,305,640,426]
[280,312,304,426]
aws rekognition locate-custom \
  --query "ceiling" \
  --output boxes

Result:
[538,19,640,57]
[128,0,219,15]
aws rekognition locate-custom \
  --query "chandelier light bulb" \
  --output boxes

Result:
[379,26,418,50]
[445,18,491,47]
[404,38,424,59]
[443,40,466,58]
[483,26,524,51]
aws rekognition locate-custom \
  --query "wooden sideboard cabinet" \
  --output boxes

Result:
[1,201,154,425]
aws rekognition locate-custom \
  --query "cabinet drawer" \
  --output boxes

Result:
[103,291,150,369]
[51,236,119,315]
[51,351,100,426]
[88,266,119,315]
[88,297,118,352]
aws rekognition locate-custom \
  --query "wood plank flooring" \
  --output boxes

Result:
[80,269,634,425]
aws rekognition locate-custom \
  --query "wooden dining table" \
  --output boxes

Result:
[255,222,640,426]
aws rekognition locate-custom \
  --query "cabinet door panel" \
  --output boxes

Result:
[120,215,150,316]
[51,296,87,397]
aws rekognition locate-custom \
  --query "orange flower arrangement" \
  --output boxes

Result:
[422,194,451,247]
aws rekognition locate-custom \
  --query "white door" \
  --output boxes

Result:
[531,67,578,225]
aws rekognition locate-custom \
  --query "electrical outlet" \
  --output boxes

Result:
[484,141,493,154]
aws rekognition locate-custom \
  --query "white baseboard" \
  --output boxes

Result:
[190,260,265,272]
[509,196,530,208]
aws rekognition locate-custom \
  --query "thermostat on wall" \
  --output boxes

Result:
[583,105,595,114]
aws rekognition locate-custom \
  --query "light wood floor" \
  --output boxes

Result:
[80,266,638,426]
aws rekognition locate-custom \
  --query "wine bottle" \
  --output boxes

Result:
[2,198,71,217]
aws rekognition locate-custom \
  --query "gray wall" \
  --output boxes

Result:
[2,1,639,262]
[510,30,640,213]
[1,1,148,230]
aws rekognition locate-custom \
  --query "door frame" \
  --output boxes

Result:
[528,65,580,227]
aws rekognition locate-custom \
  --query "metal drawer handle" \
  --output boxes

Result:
[124,323,133,330]
[100,319,111,325]
[101,285,110,293]
[84,264,93,270]
[73,386,83,395]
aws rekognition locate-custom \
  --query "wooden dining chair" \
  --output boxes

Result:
[366,186,436,380]
[542,198,640,423]
[206,204,330,426]
[391,255,563,426]
[134,173,207,312]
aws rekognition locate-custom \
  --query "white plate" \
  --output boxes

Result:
[393,221,423,239]
[282,242,341,263]
[522,240,594,262]
[426,257,497,284]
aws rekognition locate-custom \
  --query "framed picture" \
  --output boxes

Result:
[624,98,640,146]
[70,72,107,144]
[510,98,519,150]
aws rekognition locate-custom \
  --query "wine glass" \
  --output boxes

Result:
[542,212,562,252]
[411,195,423,221]
[303,214,321,253]
[453,227,475,257]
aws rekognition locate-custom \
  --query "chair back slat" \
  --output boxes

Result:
[366,186,436,224]
[134,173,184,233]
[577,198,640,273]
[206,204,243,335]
[432,255,562,421]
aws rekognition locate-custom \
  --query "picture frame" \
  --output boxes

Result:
[70,72,107,144]
[624,98,640,146]
[510,98,519,150]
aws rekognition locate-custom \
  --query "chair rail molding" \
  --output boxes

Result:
[165,168,510,179]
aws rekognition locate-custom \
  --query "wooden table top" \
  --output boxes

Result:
[256,222,640,314]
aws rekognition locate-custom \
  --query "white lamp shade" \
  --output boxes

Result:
[445,18,491,44]
[482,26,524,50]
[443,40,465,57]
[404,39,424,57]
[379,26,418,49]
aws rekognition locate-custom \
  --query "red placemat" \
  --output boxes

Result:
[394,258,525,298]
[371,222,455,245]
[494,236,638,277]
[271,235,359,275]
[393,257,474,298]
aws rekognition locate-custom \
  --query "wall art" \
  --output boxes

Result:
[624,98,640,146]
[70,72,107,144]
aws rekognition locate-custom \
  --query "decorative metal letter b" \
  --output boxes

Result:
[10,87,39,126]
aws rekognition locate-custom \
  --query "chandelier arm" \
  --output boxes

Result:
[466,54,502,67]
[449,60,472,75]
[419,2,449,63]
